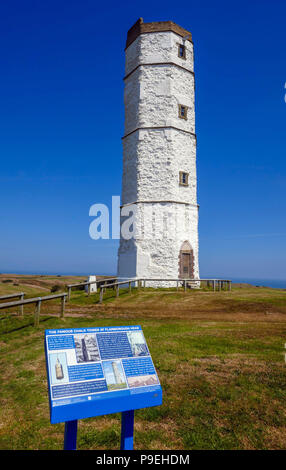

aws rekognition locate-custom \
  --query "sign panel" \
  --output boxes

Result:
[45,326,162,423]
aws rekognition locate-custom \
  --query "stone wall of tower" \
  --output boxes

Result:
[118,20,199,284]
[133,202,199,283]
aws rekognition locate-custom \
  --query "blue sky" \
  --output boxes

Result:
[0,0,285,279]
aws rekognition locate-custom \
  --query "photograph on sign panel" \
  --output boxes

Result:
[102,360,127,391]
[74,334,100,363]
[49,352,69,385]
[127,374,159,388]
[127,331,149,357]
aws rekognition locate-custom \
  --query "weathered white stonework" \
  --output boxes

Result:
[118,19,199,286]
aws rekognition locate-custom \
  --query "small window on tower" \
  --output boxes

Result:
[179,171,189,186]
[178,104,188,120]
[178,44,186,59]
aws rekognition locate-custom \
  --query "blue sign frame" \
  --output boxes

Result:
[45,326,162,426]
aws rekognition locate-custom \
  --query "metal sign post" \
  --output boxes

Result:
[120,410,134,450]
[64,420,78,450]
[63,410,135,451]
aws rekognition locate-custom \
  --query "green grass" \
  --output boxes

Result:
[0,283,286,450]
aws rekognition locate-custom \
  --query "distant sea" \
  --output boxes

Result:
[225,278,286,289]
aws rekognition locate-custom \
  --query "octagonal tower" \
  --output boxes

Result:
[117,18,199,285]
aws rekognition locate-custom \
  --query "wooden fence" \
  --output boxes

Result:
[0,293,67,327]
[0,277,232,326]
[98,278,232,303]
[140,278,232,292]
[0,292,25,315]
[66,278,117,301]
[98,279,135,303]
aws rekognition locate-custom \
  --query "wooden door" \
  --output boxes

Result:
[179,241,194,279]
[182,253,191,278]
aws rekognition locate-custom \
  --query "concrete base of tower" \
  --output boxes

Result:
[142,280,201,289]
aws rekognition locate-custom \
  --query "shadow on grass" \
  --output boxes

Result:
[0,315,53,335]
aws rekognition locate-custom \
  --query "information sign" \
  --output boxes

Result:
[45,326,162,425]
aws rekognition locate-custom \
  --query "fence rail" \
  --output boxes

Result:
[99,279,136,303]
[98,278,232,303]
[66,278,117,300]
[0,277,232,325]
[0,292,25,315]
[140,278,232,292]
[0,292,25,301]
[0,293,67,327]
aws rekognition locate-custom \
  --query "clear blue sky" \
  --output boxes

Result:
[0,0,285,279]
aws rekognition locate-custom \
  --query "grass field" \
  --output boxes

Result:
[0,275,286,450]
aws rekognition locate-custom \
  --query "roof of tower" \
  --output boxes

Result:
[125,18,193,49]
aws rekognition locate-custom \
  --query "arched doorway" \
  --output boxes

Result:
[179,241,194,279]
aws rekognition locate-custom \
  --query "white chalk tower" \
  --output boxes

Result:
[117,18,199,285]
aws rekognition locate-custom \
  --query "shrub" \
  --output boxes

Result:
[50,284,61,293]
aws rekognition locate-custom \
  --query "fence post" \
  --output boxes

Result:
[99,287,103,304]
[176,281,179,292]
[19,293,24,316]
[184,280,186,292]
[229,281,232,291]
[61,295,66,318]
[129,282,131,293]
[213,280,216,292]
[87,284,91,297]
[116,285,119,297]
[67,287,71,301]
[34,298,41,328]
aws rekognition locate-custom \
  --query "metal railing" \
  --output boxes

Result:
[0,293,67,327]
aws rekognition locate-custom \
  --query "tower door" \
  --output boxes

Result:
[182,253,191,277]
[179,241,194,279]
